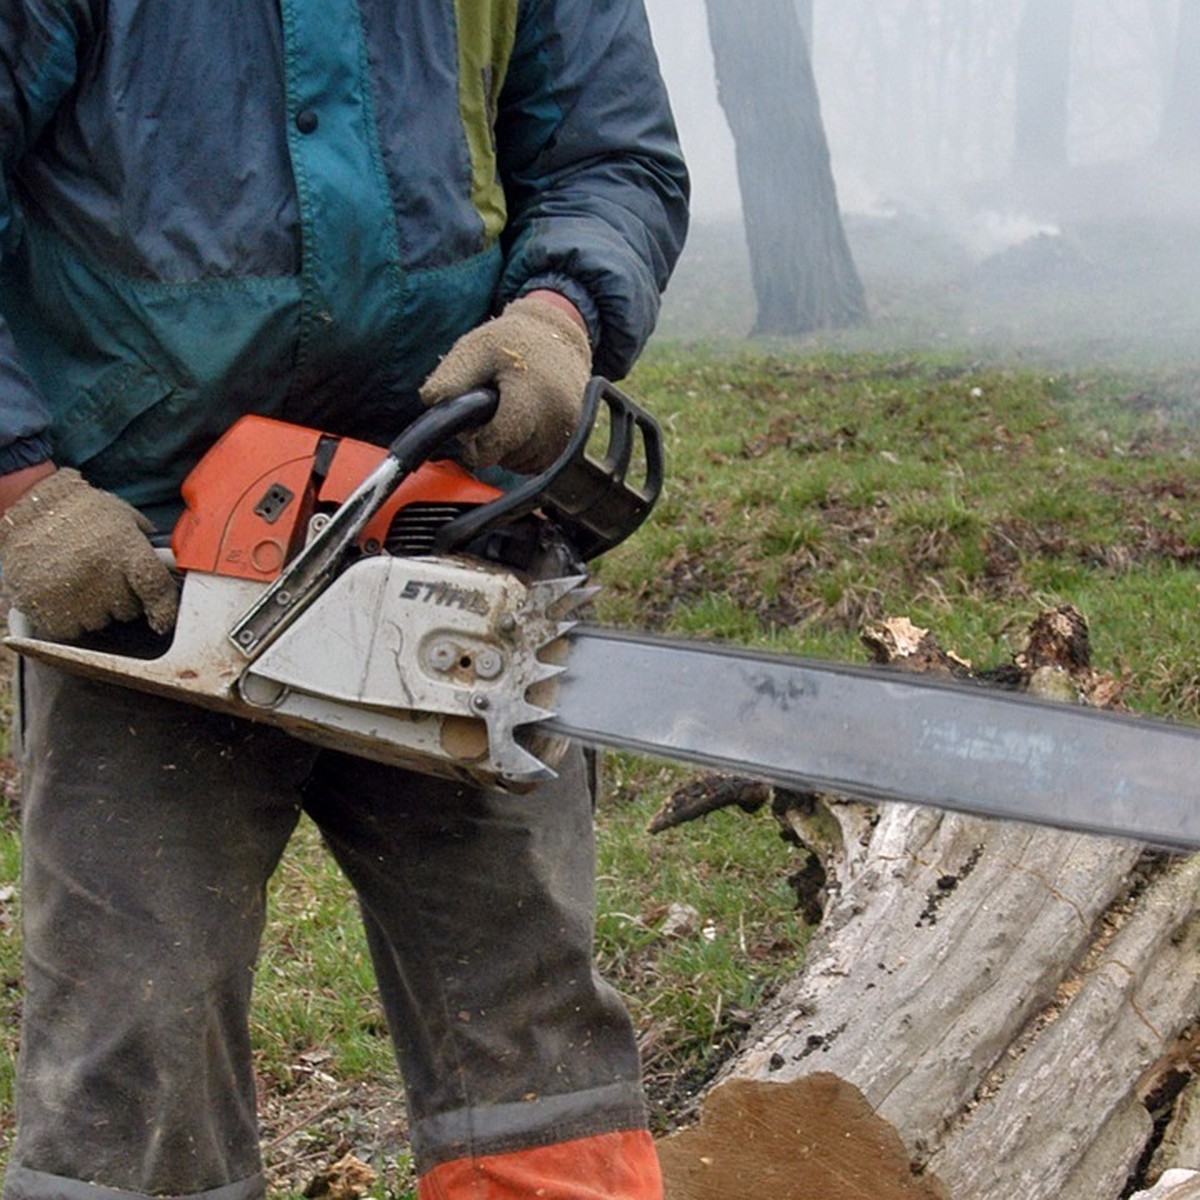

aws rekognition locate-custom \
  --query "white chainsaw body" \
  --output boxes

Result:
[9,554,583,788]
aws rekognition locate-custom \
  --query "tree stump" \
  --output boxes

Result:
[656,609,1200,1200]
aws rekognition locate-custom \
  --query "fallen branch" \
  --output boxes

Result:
[648,775,771,833]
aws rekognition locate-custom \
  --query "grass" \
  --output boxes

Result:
[592,755,810,1119]
[2,217,1200,1194]
[600,348,1200,715]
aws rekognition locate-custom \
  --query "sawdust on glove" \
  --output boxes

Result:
[0,468,179,639]
[419,295,592,474]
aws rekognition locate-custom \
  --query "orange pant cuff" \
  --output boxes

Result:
[417,1128,663,1200]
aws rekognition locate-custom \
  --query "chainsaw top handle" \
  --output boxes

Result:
[379,375,663,560]
[385,385,500,471]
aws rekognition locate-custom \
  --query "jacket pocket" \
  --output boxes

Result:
[52,358,176,471]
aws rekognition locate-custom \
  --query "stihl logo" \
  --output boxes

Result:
[400,580,490,615]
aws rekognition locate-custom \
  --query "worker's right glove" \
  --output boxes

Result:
[419,295,592,474]
[0,468,179,640]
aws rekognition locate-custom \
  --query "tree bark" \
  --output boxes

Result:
[1013,0,1075,184]
[657,612,1200,1200]
[704,0,866,335]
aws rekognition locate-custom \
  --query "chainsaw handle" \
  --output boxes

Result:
[385,387,499,471]
[434,377,664,562]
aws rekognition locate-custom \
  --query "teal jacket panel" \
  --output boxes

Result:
[0,0,688,512]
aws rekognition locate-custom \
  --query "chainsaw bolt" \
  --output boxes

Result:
[275,590,293,607]
[428,641,458,672]
[475,648,504,679]
[497,614,518,636]
[471,694,490,713]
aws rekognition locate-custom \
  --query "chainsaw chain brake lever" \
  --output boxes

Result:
[433,377,664,563]
[228,387,499,657]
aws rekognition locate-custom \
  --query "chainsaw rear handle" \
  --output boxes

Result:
[362,376,664,564]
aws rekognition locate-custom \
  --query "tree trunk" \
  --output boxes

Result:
[794,0,812,49]
[657,613,1200,1200]
[1012,0,1074,185]
[1158,0,1200,160]
[704,0,866,336]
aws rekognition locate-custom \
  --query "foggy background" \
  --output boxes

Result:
[644,0,1200,362]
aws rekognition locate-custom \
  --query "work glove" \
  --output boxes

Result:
[420,295,592,474]
[0,468,179,639]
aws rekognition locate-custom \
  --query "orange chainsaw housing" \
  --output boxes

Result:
[171,415,502,582]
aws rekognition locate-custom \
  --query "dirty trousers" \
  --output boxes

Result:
[3,655,662,1200]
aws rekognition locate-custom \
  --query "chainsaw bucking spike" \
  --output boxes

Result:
[527,575,590,616]
[522,764,557,785]
[497,743,558,784]
[510,700,558,728]
[526,660,568,685]
[526,575,584,602]
[558,585,601,614]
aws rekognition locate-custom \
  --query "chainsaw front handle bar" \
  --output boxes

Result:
[387,386,500,470]
[435,377,664,563]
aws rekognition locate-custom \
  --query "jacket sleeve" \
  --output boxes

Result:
[0,0,87,473]
[495,0,689,380]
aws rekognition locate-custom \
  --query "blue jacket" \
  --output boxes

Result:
[0,0,688,515]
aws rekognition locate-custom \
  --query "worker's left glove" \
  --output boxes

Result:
[0,468,180,640]
[419,295,592,474]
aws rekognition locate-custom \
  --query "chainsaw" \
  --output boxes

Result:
[9,379,1200,849]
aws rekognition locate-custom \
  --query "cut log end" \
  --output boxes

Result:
[658,1075,950,1200]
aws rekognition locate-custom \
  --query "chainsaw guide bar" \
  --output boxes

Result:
[548,626,1200,851]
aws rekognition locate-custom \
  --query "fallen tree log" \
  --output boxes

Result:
[656,609,1200,1200]
[1132,1171,1200,1200]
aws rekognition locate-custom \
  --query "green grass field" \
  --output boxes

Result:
[2,216,1200,1196]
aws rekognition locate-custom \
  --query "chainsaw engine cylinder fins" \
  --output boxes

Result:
[384,503,477,556]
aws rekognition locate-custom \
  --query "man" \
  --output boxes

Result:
[0,2,688,1198]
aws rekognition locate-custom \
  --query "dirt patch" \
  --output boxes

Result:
[258,1077,412,1197]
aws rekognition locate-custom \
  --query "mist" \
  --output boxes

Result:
[645,0,1200,365]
